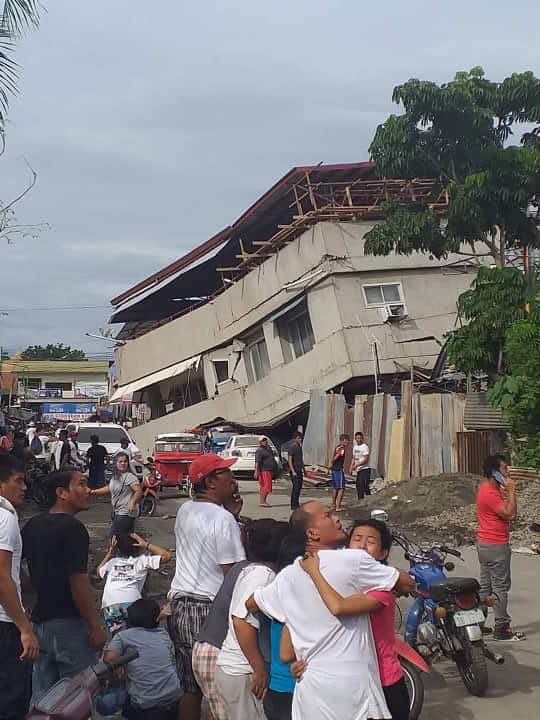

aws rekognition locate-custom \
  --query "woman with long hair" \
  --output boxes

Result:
[90,451,142,535]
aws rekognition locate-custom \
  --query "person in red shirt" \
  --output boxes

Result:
[476,454,524,642]
[330,434,350,513]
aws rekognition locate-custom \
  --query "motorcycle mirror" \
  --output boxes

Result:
[370,509,389,523]
[444,562,455,572]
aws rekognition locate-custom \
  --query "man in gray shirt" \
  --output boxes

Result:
[105,599,181,719]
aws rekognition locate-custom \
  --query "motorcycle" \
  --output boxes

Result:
[388,522,504,697]
[26,459,50,509]
[140,463,162,516]
[395,636,430,720]
[26,649,138,719]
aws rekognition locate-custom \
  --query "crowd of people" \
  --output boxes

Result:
[0,419,526,720]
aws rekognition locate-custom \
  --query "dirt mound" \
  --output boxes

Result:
[363,473,480,523]
[342,473,481,545]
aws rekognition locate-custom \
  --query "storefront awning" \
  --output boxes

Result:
[110,355,201,403]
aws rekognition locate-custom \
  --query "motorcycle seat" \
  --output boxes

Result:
[429,577,480,602]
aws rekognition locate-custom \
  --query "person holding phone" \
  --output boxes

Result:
[476,454,524,642]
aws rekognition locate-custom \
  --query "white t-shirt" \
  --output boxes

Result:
[353,443,370,469]
[254,548,398,720]
[217,564,275,675]
[99,554,160,608]
[169,500,246,601]
[0,497,23,624]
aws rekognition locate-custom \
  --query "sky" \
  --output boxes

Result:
[1,0,539,354]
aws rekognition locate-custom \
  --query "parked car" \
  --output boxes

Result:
[66,422,144,479]
[221,434,280,477]
[206,426,237,455]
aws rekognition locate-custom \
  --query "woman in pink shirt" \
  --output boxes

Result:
[301,519,410,720]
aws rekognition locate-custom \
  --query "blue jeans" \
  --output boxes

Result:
[31,617,97,705]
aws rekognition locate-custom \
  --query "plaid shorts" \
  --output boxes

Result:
[192,641,229,720]
[168,595,212,695]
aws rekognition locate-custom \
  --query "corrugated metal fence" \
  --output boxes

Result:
[456,431,491,474]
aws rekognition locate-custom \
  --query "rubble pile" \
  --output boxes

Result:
[347,473,540,548]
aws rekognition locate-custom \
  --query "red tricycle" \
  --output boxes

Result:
[153,432,203,497]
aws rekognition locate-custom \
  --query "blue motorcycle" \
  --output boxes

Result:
[376,516,504,697]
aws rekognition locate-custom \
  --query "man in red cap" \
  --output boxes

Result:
[168,453,246,720]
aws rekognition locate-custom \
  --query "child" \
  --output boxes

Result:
[104,598,182,720]
[330,433,350,512]
[98,532,171,634]
[300,519,410,720]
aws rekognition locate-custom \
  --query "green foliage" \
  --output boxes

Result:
[447,266,530,377]
[0,1,40,127]
[365,68,540,265]
[488,317,540,468]
[20,343,86,361]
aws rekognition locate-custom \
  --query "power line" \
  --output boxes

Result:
[0,305,110,312]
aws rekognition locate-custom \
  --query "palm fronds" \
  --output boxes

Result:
[0,1,40,127]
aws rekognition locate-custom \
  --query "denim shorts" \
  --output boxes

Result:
[331,469,346,490]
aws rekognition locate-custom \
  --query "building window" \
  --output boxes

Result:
[26,378,42,390]
[212,360,229,384]
[363,283,403,306]
[245,332,270,383]
[45,381,73,391]
[277,300,315,362]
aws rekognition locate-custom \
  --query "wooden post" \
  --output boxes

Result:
[400,380,413,481]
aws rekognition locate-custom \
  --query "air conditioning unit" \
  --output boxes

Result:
[379,303,408,322]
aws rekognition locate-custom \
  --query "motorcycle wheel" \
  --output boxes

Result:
[140,496,156,517]
[455,635,488,697]
[400,658,425,720]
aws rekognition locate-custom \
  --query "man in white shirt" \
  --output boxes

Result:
[351,431,371,500]
[0,455,40,720]
[168,453,245,720]
[247,501,414,720]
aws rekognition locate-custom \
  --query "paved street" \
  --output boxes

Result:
[85,478,540,720]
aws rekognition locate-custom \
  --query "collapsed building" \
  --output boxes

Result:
[109,162,479,455]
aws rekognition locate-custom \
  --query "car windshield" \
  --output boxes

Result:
[76,428,130,444]
[234,436,260,448]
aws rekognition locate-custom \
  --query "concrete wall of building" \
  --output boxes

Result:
[117,221,481,455]
[115,221,474,386]
[332,266,477,377]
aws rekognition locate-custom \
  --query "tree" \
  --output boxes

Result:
[489,318,540,468]
[446,266,533,379]
[0,1,40,128]
[20,343,86,360]
[364,68,540,267]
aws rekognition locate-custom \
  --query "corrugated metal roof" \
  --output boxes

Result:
[0,360,109,375]
[464,392,509,430]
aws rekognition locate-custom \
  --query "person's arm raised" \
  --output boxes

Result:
[494,479,517,521]
[300,553,380,616]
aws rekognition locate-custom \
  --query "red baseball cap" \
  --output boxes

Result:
[188,453,236,484]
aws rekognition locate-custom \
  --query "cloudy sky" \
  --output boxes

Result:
[1,0,539,354]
